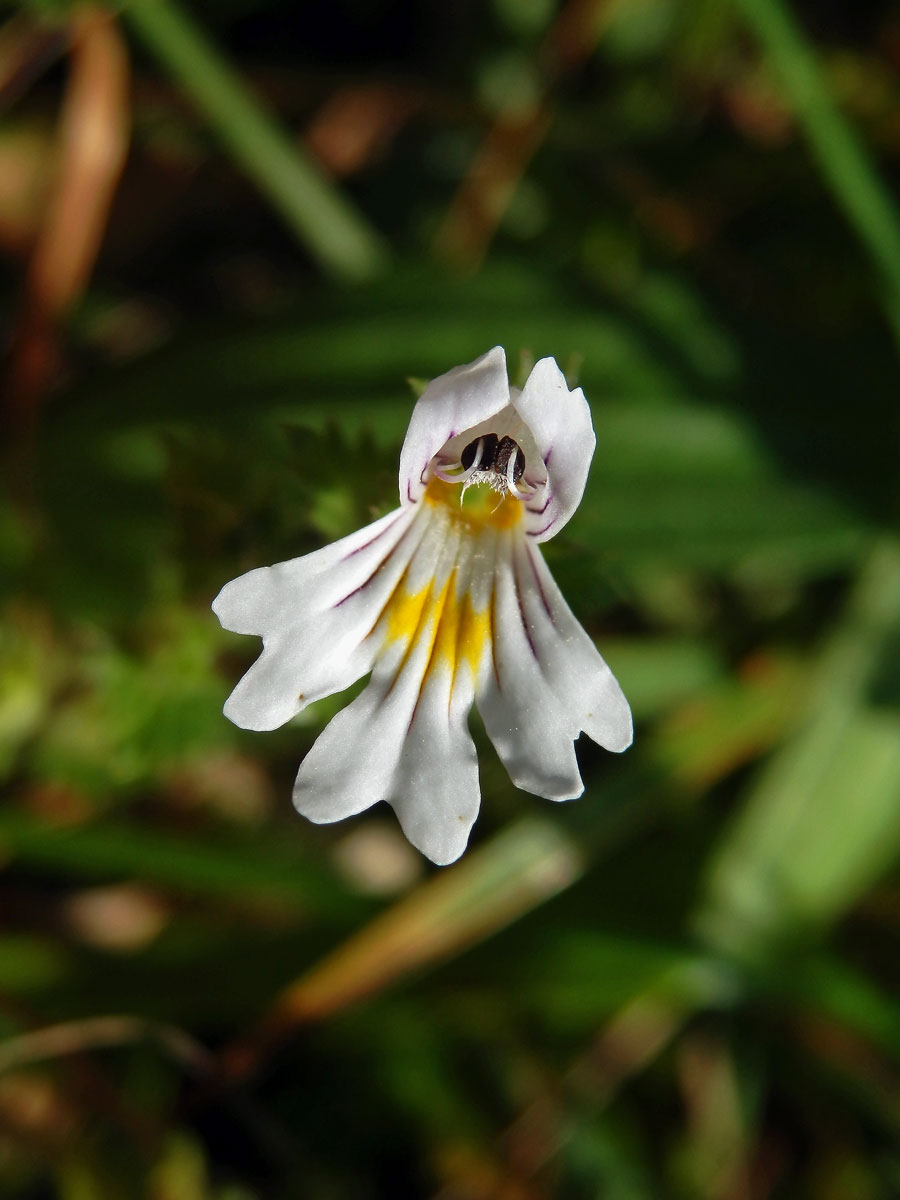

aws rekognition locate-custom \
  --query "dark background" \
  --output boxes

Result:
[1,0,900,1196]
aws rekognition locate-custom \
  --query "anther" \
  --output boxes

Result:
[452,433,532,496]
[461,435,491,473]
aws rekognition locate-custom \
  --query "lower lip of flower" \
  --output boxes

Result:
[382,562,492,685]
[371,473,524,685]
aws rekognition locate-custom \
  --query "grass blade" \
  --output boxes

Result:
[732,0,900,347]
[696,538,900,957]
[123,0,388,282]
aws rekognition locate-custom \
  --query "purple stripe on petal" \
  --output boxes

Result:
[528,516,555,538]
[335,519,416,609]
[341,511,403,561]
[489,585,502,691]
[512,553,539,662]
[526,545,554,622]
[527,492,552,516]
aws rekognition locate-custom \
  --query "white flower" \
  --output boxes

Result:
[212,348,632,865]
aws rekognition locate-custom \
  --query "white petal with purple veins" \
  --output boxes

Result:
[213,348,633,864]
[399,346,510,506]
[514,356,596,542]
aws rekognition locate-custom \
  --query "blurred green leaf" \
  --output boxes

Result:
[601,636,724,720]
[0,809,362,919]
[123,0,388,282]
[0,936,67,993]
[696,539,900,955]
[732,0,900,346]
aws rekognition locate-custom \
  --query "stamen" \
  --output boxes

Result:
[434,436,489,486]
[433,460,465,483]
[434,433,536,502]
[507,474,537,500]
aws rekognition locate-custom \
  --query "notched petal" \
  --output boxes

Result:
[514,357,596,542]
[519,541,633,752]
[294,563,483,865]
[398,347,510,506]
[215,507,421,731]
[476,535,631,801]
[476,537,585,801]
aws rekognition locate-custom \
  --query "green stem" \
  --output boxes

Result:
[733,0,900,348]
[124,0,388,282]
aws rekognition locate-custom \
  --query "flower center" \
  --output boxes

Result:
[460,434,525,487]
[424,477,523,530]
[430,432,536,511]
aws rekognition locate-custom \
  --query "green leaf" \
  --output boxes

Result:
[695,539,900,956]
[732,0,900,347]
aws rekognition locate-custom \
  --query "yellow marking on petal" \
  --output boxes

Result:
[385,574,433,648]
[456,589,491,681]
[432,569,461,669]
[383,565,492,684]
[424,477,523,531]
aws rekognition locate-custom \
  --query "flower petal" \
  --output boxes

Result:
[213,506,425,731]
[213,348,633,863]
[290,662,414,822]
[398,346,510,506]
[517,540,633,753]
[212,508,407,636]
[476,532,585,801]
[514,357,596,542]
[389,654,481,865]
[294,520,482,865]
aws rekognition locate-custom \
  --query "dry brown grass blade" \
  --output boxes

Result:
[305,81,424,177]
[220,818,582,1081]
[0,1016,214,1078]
[4,6,129,449]
[434,0,613,271]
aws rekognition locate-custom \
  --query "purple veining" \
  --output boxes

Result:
[512,553,539,663]
[335,518,415,609]
[489,586,502,691]
[526,545,554,621]
[341,511,402,561]
[528,518,554,539]
[527,492,553,516]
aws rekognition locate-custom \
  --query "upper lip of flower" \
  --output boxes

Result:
[431,432,536,500]
[399,346,597,543]
[212,346,632,866]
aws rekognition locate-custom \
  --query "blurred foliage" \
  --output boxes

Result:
[1,0,900,1197]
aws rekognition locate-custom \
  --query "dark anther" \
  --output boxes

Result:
[461,434,496,472]
[460,433,525,482]
[495,436,525,483]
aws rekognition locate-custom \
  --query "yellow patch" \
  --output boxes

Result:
[424,477,523,532]
[384,566,491,683]
[385,576,433,649]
